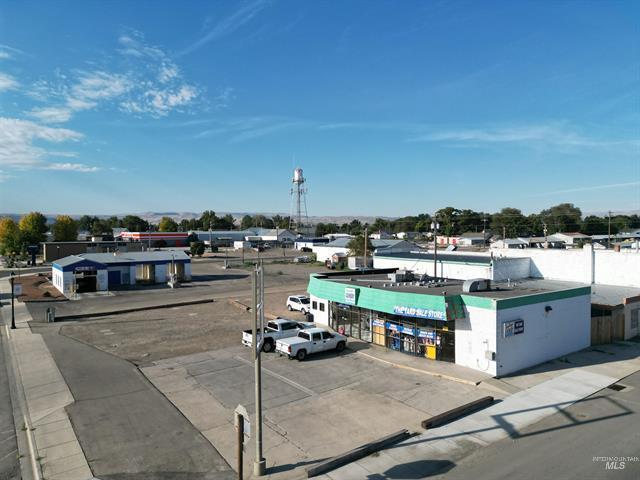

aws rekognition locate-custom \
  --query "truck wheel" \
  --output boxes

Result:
[262,341,274,353]
[336,341,346,353]
[296,349,307,361]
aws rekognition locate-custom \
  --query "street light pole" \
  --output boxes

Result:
[252,264,266,476]
[10,271,16,329]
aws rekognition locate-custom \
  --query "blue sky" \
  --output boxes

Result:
[0,0,638,217]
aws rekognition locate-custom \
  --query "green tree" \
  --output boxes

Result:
[581,216,608,235]
[253,214,274,229]
[91,219,112,235]
[0,218,23,255]
[540,203,582,234]
[435,207,460,236]
[216,214,235,230]
[52,215,78,241]
[121,215,149,232]
[158,216,178,232]
[240,215,254,230]
[77,215,98,232]
[491,208,528,238]
[346,234,374,256]
[18,211,48,245]
[199,210,217,230]
[190,241,205,257]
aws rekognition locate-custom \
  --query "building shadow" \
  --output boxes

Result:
[497,339,640,380]
[365,459,455,479]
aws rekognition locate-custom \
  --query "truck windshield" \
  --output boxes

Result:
[298,332,310,340]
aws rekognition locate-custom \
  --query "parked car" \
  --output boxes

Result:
[300,247,312,252]
[293,255,311,263]
[286,295,310,313]
[276,328,347,360]
[242,318,314,353]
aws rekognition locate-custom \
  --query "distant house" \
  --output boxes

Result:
[370,230,393,240]
[548,232,591,247]
[457,232,491,246]
[312,237,416,263]
[395,231,421,240]
[490,238,529,249]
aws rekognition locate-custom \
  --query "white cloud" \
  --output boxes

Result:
[0,170,13,182]
[27,106,73,124]
[407,124,640,148]
[44,162,100,172]
[0,72,19,91]
[0,44,22,61]
[0,117,83,168]
[531,181,640,197]
[24,31,202,122]
[179,0,270,56]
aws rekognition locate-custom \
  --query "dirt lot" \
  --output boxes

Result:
[12,273,66,302]
[59,287,309,365]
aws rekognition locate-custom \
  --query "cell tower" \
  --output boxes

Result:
[289,167,309,234]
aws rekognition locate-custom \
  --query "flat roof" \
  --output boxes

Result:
[79,251,190,264]
[322,273,588,301]
[590,284,640,307]
[375,251,493,265]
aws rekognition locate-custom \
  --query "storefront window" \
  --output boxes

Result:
[329,303,455,362]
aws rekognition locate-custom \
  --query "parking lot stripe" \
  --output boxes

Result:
[234,356,317,397]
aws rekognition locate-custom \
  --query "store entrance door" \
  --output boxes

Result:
[436,331,455,362]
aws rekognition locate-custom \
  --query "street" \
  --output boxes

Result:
[0,322,19,480]
[432,371,640,480]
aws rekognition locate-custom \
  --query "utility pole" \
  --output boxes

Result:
[608,210,612,249]
[543,222,548,249]
[363,226,368,271]
[431,218,439,278]
[482,216,487,248]
[252,264,266,476]
[10,272,16,329]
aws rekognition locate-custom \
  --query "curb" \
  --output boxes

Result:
[354,350,482,386]
[421,396,494,429]
[54,298,214,321]
[306,429,412,478]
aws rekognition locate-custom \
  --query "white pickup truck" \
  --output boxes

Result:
[242,318,314,353]
[276,327,347,361]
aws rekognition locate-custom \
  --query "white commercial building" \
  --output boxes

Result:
[307,270,591,376]
[312,238,417,263]
[52,251,191,297]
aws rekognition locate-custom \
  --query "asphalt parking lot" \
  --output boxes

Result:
[143,338,498,478]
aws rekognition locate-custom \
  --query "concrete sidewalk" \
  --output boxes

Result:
[0,279,92,480]
[318,342,640,480]
[319,369,620,479]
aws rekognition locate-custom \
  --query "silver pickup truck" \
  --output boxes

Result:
[276,327,347,361]
[242,318,314,353]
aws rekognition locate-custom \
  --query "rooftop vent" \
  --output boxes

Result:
[462,278,491,293]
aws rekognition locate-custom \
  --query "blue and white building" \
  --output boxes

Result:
[52,251,191,297]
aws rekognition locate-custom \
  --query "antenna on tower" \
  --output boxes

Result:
[289,167,309,235]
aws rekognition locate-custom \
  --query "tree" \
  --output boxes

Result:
[77,215,98,232]
[0,218,23,255]
[540,203,582,234]
[190,241,205,257]
[158,216,178,232]
[491,208,528,238]
[216,214,235,230]
[199,210,217,230]
[240,215,254,230]
[435,207,460,237]
[52,215,78,241]
[91,219,112,235]
[346,234,374,257]
[121,215,149,232]
[19,211,48,245]
[582,216,609,235]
